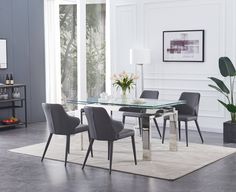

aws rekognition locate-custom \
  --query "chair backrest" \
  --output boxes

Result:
[84,106,117,141]
[42,103,78,135]
[140,90,159,99]
[176,92,200,116]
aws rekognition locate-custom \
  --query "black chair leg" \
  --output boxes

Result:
[153,118,162,138]
[110,111,113,118]
[65,135,70,166]
[108,141,110,160]
[109,141,113,174]
[131,136,137,165]
[185,121,188,147]
[195,120,204,143]
[67,135,70,154]
[41,133,53,162]
[82,139,94,169]
[80,109,84,124]
[162,119,167,144]
[178,121,181,141]
[122,115,125,124]
[138,117,142,136]
[87,132,93,157]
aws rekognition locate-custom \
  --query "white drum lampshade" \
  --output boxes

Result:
[130,49,151,65]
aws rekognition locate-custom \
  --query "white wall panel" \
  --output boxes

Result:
[114,3,137,74]
[110,0,236,133]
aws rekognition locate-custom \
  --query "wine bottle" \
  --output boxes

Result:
[10,74,14,85]
[5,74,9,85]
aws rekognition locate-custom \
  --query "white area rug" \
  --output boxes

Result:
[9,134,236,180]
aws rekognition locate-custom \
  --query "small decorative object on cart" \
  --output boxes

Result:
[12,88,20,99]
[0,88,8,100]
[2,117,20,125]
[111,71,138,99]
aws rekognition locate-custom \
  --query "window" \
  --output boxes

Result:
[86,3,106,98]
[60,4,78,110]
[45,0,107,110]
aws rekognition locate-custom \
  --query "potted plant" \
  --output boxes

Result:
[111,71,138,99]
[209,57,236,143]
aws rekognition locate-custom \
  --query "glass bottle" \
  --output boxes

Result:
[5,74,9,85]
[10,74,14,85]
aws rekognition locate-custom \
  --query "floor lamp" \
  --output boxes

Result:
[130,49,151,97]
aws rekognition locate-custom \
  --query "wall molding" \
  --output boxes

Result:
[110,0,234,132]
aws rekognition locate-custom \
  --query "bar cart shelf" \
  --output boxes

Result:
[0,84,27,128]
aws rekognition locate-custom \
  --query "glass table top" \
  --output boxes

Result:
[67,98,186,109]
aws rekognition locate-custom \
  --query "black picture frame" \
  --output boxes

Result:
[163,30,204,62]
[0,38,7,69]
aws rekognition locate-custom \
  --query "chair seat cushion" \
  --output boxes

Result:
[164,114,197,121]
[119,107,145,113]
[74,124,89,134]
[122,111,144,118]
[117,129,134,139]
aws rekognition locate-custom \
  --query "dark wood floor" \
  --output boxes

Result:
[1,122,236,192]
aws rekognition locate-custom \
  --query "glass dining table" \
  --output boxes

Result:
[67,97,185,160]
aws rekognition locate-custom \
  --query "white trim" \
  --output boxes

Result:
[45,0,108,102]
[44,0,61,103]
[77,0,87,99]
[106,0,111,94]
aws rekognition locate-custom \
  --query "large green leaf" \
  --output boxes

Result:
[219,57,236,77]
[218,100,236,113]
[226,104,236,113]
[208,84,224,94]
[208,77,230,94]
[218,99,228,109]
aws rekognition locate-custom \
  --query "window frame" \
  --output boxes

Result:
[44,0,110,103]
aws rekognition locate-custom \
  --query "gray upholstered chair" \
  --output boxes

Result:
[162,92,204,146]
[41,103,89,166]
[82,106,137,174]
[119,90,162,138]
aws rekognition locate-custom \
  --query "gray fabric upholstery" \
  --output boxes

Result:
[117,129,134,139]
[162,92,203,146]
[164,114,197,121]
[41,103,89,166]
[84,106,134,141]
[122,112,146,118]
[119,107,145,113]
[74,124,89,134]
[84,107,116,140]
[164,92,200,121]
[82,106,137,173]
[175,92,200,116]
[42,103,88,135]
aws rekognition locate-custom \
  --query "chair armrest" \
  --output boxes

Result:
[111,119,123,133]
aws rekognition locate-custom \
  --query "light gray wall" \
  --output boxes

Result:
[110,0,236,133]
[0,0,45,122]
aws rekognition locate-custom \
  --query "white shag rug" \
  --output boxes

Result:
[9,133,236,180]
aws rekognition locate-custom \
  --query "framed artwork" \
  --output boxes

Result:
[0,39,7,69]
[163,30,204,62]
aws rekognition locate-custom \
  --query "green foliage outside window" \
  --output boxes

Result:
[86,4,106,98]
[60,5,77,110]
